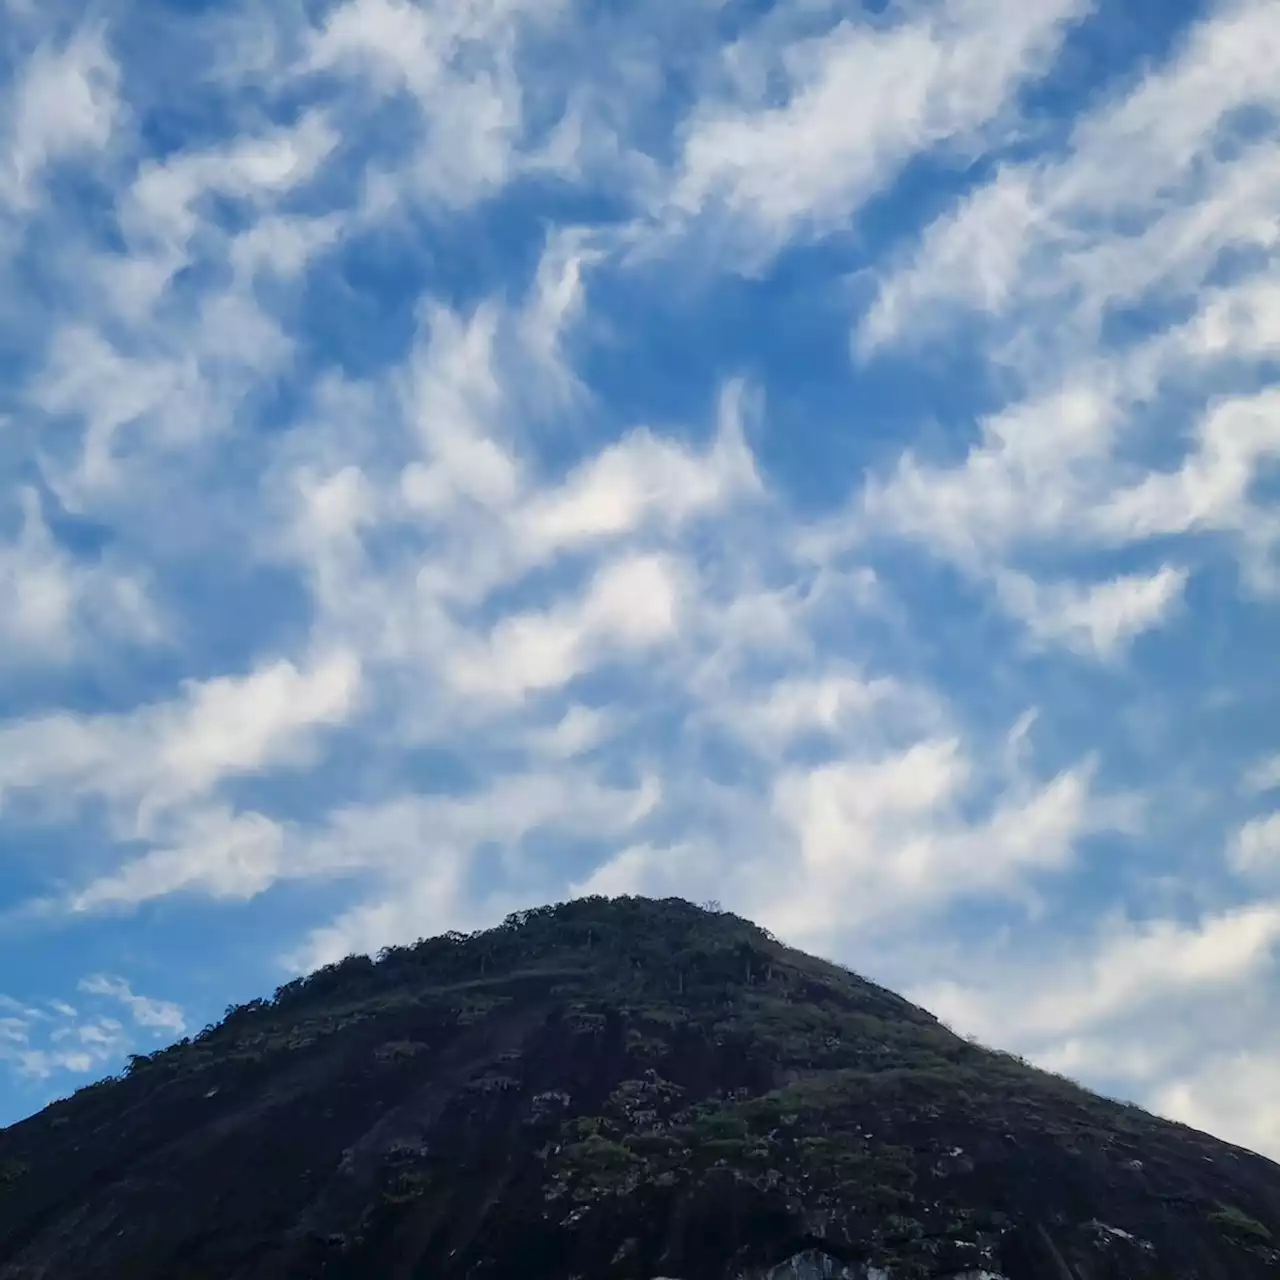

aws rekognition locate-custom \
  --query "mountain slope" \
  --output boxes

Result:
[0,895,1276,1279]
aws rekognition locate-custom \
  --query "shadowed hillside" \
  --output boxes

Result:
[0,895,1276,1278]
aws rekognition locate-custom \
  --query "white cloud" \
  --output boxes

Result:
[304,0,562,211]
[846,385,1201,655]
[122,110,337,252]
[58,755,660,930]
[19,106,345,521]
[0,996,44,1021]
[843,358,1280,656]
[517,384,760,556]
[570,839,720,904]
[0,1018,29,1046]
[0,975,180,1084]
[15,1037,118,1080]
[226,211,346,281]
[305,0,548,100]
[0,651,362,830]
[516,227,602,394]
[902,899,1280,1157]
[1,26,119,210]
[918,902,1280,1046]
[757,748,1101,944]
[839,0,1280,655]
[856,381,1119,568]
[148,654,361,805]
[271,270,766,731]
[0,488,163,662]
[397,301,521,514]
[714,671,924,758]
[525,704,612,759]
[857,165,1037,353]
[32,325,207,498]
[287,769,660,969]
[274,242,757,723]
[846,272,1280,649]
[85,109,340,340]
[992,565,1189,660]
[447,553,682,703]
[1187,274,1280,361]
[665,0,1090,262]
[292,871,471,973]
[77,974,186,1035]
[1088,389,1280,568]
[68,808,289,911]
[1154,1049,1280,1161]
[1243,755,1280,796]
[859,0,1280,353]
[1229,813,1280,879]
[574,705,1113,959]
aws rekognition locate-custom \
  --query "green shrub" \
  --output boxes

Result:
[1210,1204,1273,1246]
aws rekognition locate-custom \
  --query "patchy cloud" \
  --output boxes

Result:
[1,25,119,211]
[0,0,1277,1162]
[664,0,1092,265]
[0,976,183,1094]
[77,974,186,1035]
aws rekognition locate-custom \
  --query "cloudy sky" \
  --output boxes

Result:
[0,0,1278,1158]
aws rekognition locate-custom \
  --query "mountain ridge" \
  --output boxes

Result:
[0,894,1276,1279]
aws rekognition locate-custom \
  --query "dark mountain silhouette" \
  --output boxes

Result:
[0,895,1276,1278]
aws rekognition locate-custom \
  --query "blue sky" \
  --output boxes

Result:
[0,0,1278,1160]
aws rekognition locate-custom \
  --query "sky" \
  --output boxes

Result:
[0,0,1277,1161]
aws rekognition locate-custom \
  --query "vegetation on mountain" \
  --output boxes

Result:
[0,895,1277,1278]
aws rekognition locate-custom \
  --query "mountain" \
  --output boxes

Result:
[0,895,1276,1279]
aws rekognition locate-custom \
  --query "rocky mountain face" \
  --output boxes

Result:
[0,895,1277,1279]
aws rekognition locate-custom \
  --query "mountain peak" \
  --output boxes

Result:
[0,894,1276,1278]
